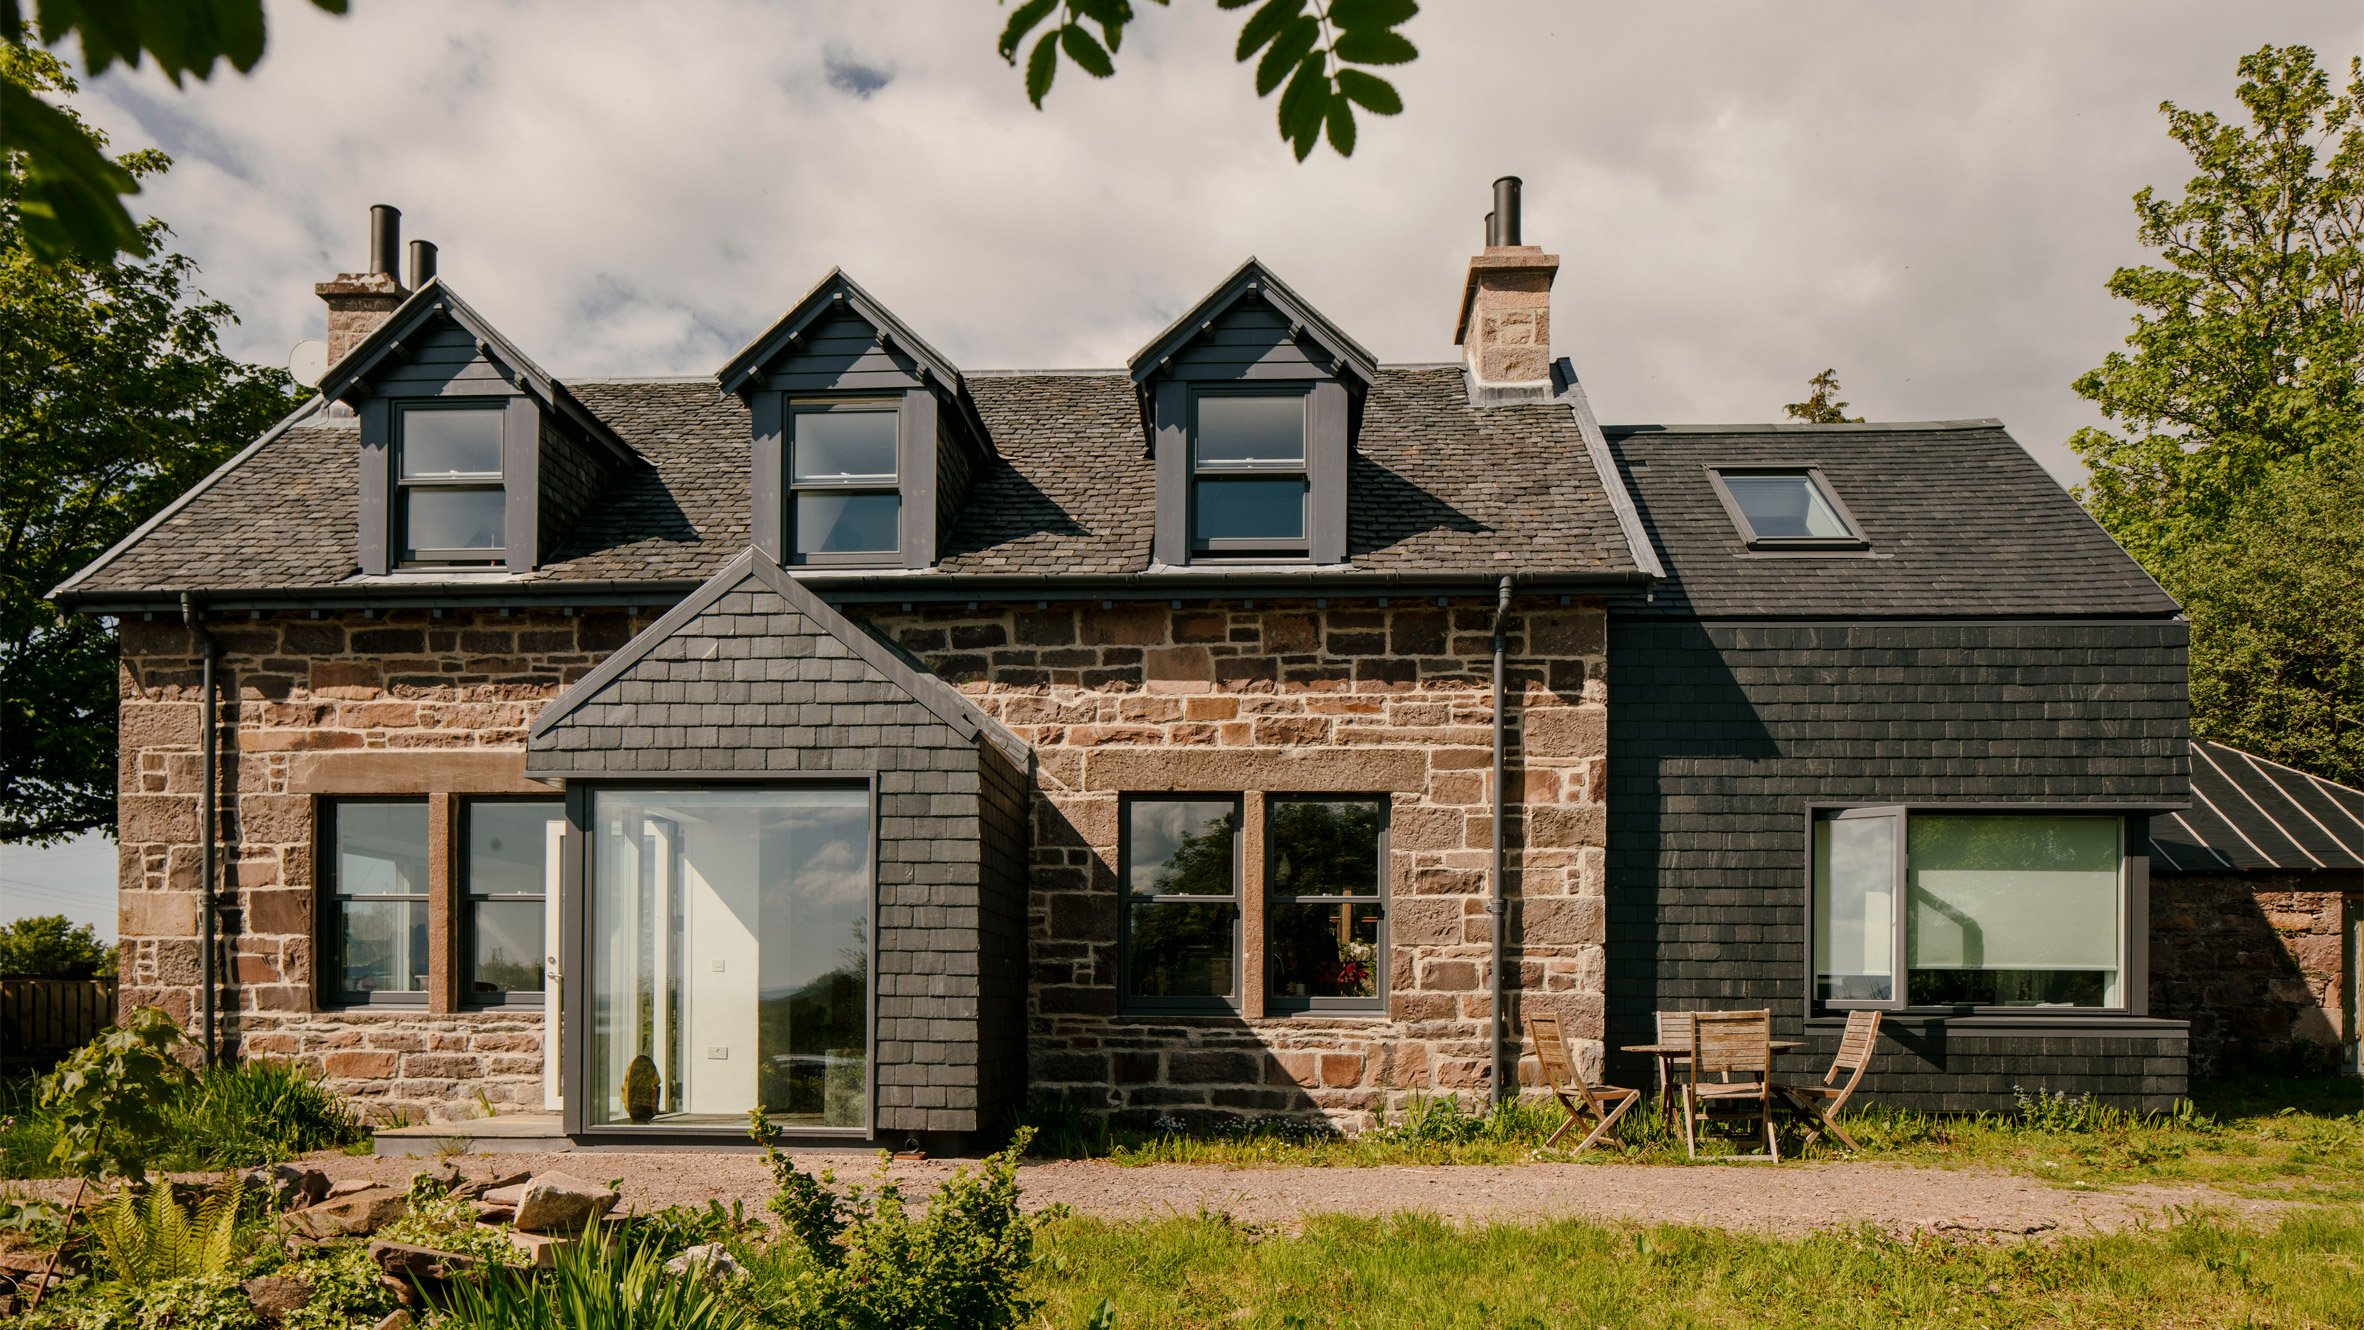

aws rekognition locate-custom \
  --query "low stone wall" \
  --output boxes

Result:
[2151,872,2353,1075]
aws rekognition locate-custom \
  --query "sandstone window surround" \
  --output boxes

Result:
[1118,791,1393,1019]
[306,752,562,1015]
[1809,806,2148,1016]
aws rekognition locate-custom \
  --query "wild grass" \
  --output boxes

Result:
[1,1060,364,1179]
[1023,1077,2364,1197]
[1027,1206,2364,1329]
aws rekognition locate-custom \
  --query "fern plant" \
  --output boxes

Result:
[90,1174,247,1288]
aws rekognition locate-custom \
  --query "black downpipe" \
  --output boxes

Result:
[182,594,219,1066]
[1489,574,1513,1104]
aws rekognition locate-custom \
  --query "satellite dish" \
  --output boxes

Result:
[288,339,329,388]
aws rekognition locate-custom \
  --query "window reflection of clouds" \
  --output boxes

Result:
[1127,799,1232,897]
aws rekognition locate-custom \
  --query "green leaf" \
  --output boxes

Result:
[1255,15,1320,96]
[1328,0,1418,30]
[1334,67,1402,115]
[1235,0,1306,61]
[1325,95,1357,156]
[1060,22,1116,78]
[38,0,271,86]
[1278,54,1328,159]
[1334,29,1417,65]
[1025,29,1060,105]
[2,80,147,266]
[1216,0,1260,8]
[998,0,1058,61]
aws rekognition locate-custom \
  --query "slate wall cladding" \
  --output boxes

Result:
[526,575,1030,1138]
[869,595,1613,1129]
[113,606,648,1122]
[2151,873,2355,1074]
[1605,617,2193,1111]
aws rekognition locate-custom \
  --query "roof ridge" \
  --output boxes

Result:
[1602,418,2008,435]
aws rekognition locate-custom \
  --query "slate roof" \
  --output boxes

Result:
[2149,739,2364,875]
[58,366,1650,601]
[1600,422,2181,619]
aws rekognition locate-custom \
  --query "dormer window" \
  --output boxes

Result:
[789,401,901,563]
[1191,391,1309,558]
[397,403,506,565]
[1710,467,1867,550]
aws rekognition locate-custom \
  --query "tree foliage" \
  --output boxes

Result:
[1783,368,1863,425]
[2071,45,2364,566]
[0,0,349,264]
[2071,45,2364,785]
[0,912,113,976]
[0,44,301,844]
[1001,0,1417,160]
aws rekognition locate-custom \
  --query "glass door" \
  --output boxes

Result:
[585,786,872,1131]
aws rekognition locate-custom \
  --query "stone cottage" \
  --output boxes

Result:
[53,184,2216,1146]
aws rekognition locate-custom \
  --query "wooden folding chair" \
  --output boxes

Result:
[1779,1009,1882,1152]
[1526,1013,1640,1154]
[1682,1010,1778,1162]
[1654,1011,1695,1101]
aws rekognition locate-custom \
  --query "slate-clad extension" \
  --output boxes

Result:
[54,188,2231,1136]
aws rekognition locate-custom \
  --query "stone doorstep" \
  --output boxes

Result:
[372,1114,569,1157]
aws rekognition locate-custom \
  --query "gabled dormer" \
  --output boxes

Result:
[1128,259,1377,567]
[717,270,992,570]
[320,280,638,577]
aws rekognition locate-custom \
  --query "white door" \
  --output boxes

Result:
[544,817,565,1111]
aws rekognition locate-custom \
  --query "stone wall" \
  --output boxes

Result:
[873,595,1612,1129]
[2151,872,2355,1075]
[115,606,645,1122]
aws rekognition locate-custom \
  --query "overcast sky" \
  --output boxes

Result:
[10,1,2364,931]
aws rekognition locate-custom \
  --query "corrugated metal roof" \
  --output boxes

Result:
[2149,739,2364,874]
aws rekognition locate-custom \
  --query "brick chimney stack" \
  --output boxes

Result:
[316,204,408,365]
[1452,177,1560,403]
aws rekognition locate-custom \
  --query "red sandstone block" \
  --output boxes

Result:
[326,1050,400,1078]
[1318,1053,1364,1088]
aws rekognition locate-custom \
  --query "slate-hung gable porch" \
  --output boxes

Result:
[54,187,2202,1141]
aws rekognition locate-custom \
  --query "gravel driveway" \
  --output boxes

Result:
[216,1150,2281,1239]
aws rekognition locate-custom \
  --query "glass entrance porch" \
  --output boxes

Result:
[585,786,872,1131]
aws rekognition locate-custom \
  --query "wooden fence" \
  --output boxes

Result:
[0,977,117,1071]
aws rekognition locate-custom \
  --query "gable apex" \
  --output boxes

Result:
[717,268,965,398]
[1127,258,1378,388]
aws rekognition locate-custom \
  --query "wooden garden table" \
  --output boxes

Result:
[1618,1038,1805,1123]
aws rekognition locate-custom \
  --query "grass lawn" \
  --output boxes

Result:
[1028,1207,2364,1329]
[1029,1077,2364,1201]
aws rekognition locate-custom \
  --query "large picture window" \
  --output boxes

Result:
[396,404,505,565]
[322,799,430,1005]
[1812,809,2125,1010]
[587,787,872,1131]
[462,799,562,1006]
[1189,392,1308,558]
[788,403,900,562]
[1120,796,1241,1010]
[1266,797,1386,1012]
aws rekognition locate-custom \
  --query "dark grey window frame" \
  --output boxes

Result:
[1117,792,1245,1016]
[394,400,509,567]
[785,398,905,567]
[359,392,545,576]
[751,390,940,570]
[1150,378,1349,567]
[1188,387,1313,560]
[1803,802,2144,1020]
[1707,465,1869,551]
[318,796,432,1009]
[558,774,882,1142]
[1264,794,1389,1016]
[459,796,562,1010]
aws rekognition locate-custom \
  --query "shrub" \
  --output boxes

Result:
[39,1007,191,1184]
[742,1116,1044,1330]
[160,1060,363,1169]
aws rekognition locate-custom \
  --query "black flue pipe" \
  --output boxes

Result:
[1491,177,1523,246]
[369,204,401,278]
[409,239,438,289]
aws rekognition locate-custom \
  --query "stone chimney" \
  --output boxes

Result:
[1452,177,1560,403]
[316,204,408,365]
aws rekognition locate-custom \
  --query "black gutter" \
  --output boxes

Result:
[181,593,220,1067]
[1489,573,1512,1106]
[58,569,1655,616]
